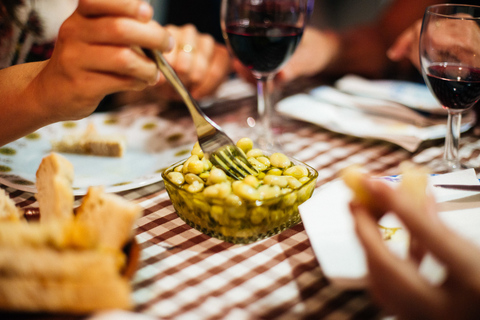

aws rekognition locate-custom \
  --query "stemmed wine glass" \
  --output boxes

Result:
[221,0,312,151]
[420,4,480,172]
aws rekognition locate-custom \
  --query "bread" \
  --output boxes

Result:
[35,152,74,223]
[0,247,121,280]
[51,123,125,157]
[341,162,429,212]
[0,152,143,313]
[0,277,131,313]
[0,221,98,250]
[76,186,143,250]
[341,165,376,211]
[0,189,22,221]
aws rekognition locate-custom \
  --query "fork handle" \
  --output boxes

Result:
[142,48,220,137]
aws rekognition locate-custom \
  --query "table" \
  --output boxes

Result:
[3,79,480,319]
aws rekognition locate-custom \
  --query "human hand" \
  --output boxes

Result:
[387,19,422,71]
[275,28,340,84]
[35,0,173,122]
[158,24,232,100]
[350,177,480,320]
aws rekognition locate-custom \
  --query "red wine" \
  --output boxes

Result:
[426,64,480,110]
[226,23,303,74]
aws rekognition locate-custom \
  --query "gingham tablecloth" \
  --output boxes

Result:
[3,92,480,320]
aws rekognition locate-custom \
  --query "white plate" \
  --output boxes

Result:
[0,111,194,195]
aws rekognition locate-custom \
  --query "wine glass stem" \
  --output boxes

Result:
[256,75,275,150]
[444,111,462,171]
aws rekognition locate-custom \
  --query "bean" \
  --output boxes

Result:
[236,137,254,153]
[243,175,260,188]
[183,155,199,174]
[269,153,291,168]
[191,142,204,158]
[167,172,185,185]
[208,167,227,184]
[185,173,204,185]
[286,176,302,189]
[256,156,270,168]
[247,157,268,172]
[263,175,288,188]
[188,159,204,175]
[284,165,309,179]
[258,185,281,199]
[266,168,283,176]
[246,148,264,158]
[186,180,204,193]
[232,181,260,201]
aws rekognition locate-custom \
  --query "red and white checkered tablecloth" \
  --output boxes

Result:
[3,93,480,319]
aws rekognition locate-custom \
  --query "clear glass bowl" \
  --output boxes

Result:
[162,155,318,244]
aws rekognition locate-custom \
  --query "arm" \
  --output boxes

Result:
[276,0,442,83]
[0,0,173,146]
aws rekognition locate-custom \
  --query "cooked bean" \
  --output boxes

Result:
[263,175,288,188]
[247,157,268,172]
[208,167,227,184]
[185,173,204,185]
[236,137,254,153]
[246,148,264,158]
[269,153,291,168]
[284,165,309,179]
[167,172,185,185]
[191,142,204,158]
[186,180,204,193]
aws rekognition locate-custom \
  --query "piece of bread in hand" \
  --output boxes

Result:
[35,153,74,223]
[0,189,22,222]
[51,123,125,157]
[76,186,143,251]
[341,162,429,213]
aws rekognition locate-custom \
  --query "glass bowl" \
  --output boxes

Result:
[162,155,318,244]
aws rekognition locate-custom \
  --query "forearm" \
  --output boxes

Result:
[0,61,54,146]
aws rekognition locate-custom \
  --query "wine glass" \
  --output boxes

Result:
[221,0,312,151]
[420,4,480,172]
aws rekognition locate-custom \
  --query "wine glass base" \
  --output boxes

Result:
[254,135,283,153]
[427,158,473,174]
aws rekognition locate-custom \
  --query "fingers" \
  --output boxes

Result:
[164,24,198,80]
[72,0,173,52]
[387,19,422,69]
[351,204,441,319]
[357,176,480,289]
[77,0,153,21]
[190,44,232,99]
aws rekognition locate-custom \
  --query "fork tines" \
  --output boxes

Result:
[210,146,258,180]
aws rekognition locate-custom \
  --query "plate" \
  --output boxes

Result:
[0,111,194,195]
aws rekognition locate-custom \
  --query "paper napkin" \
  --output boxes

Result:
[299,169,480,288]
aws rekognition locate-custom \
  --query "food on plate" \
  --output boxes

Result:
[0,153,143,313]
[51,123,125,157]
[163,138,318,243]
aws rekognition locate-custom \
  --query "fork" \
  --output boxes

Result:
[142,48,257,180]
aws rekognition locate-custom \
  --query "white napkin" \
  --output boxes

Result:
[334,74,446,115]
[299,169,480,288]
[276,85,475,152]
